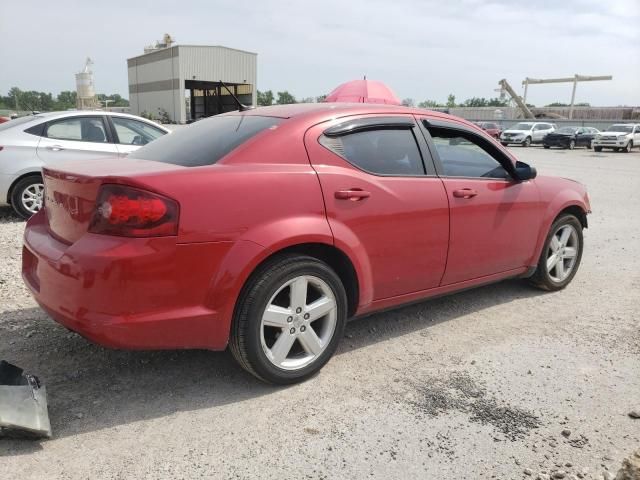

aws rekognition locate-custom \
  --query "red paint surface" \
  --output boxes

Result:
[23,104,590,350]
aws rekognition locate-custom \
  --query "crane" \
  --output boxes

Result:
[499,79,535,119]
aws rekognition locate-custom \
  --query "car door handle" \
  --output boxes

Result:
[452,188,478,199]
[335,189,371,201]
[46,145,64,151]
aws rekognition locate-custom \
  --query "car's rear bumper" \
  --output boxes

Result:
[22,211,233,350]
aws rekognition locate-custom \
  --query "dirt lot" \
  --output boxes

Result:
[1,146,639,479]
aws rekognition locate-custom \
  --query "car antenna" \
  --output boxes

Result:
[219,80,254,112]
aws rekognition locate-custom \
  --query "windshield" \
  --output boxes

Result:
[130,115,283,167]
[0,115,41,133]
[557,127,578,134]
[606,125,633,133]
[510,123,533,131]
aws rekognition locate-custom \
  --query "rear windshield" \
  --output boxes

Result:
[130,115,283,167]
[0,115,42,132]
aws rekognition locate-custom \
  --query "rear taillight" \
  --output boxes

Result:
[89,184,179,237]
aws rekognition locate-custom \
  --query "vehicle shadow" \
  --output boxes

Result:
[0,277,545,455]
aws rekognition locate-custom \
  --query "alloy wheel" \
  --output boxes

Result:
[21,183,45,214]
[546,224,579,283]
[260,275,337,370]
[568,140,575,150]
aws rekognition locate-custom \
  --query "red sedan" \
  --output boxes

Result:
[22,104,590,384]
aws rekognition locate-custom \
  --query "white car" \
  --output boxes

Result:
[592,124,640,153]
[500,122,556,147]
[0,111,170,218]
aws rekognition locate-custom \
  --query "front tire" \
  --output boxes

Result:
[594,146,603,152]
[230,254,347,384]
[529,214,583,291]
[522,137,532,147]
[568,139,575,150]
[501,142,508,146]
[623,141,633,153]
[543,145,551,149]
[10,175,44,219]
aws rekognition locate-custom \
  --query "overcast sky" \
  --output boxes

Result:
[1,0,638,106]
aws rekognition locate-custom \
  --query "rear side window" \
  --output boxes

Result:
[130,115,282,167]
[319,129,424,176]
[111,117,166,145]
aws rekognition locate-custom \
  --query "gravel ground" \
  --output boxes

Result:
[1,146,639,479]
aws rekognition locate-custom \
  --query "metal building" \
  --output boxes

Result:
[127,44,257,124]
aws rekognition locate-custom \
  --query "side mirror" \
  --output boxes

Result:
[515,161,537,181]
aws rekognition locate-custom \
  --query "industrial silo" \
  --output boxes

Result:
[76,58,98,109]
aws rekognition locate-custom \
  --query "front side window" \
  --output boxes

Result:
[426,125,509,179]
[319,128,424,176]
[111,117,166,145]
[45,117,108,143]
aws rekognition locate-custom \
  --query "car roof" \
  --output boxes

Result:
[227,102,480,130]
[18,110,170,130]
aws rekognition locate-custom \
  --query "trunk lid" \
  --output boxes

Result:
[43,158,183,244]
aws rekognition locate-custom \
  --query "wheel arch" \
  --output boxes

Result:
[7,171,42,204]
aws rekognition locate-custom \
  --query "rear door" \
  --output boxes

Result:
[418,117,542,285]
[108,116,168,156]
[36,115,118,164]
[305,115,449,300]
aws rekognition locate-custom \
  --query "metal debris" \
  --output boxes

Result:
[0,360,52,438]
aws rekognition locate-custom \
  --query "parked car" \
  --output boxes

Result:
[500,122,556,147]
[0,111,170,218]
[22,104,590,384]
[474,121,502,139]
[543,126,600,150]
[0,116,11,124]
[592,124,640,153]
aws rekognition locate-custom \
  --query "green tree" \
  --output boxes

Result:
[299,97,315,104]
[487,97,508,107]
[257,90,274,106]
[545,102,569,107]
[55,91,77,109]
[276,91,296,105]
[316,94,327,103]
[8,87,22,109]
[418,100,441,108]
[401,98,415,107]
[463,97,489,107]
[446,94,456,108]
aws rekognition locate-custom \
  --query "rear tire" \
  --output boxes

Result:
[594,146,603,152]
[613,148,620,152]
[229,254,347,384]
[10,175,44,219]
[501,142,508,147]
[543,145,550,149]
[529,214,583,291]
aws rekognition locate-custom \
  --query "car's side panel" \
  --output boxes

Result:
[527,177,591,267]
[304,117,450,301]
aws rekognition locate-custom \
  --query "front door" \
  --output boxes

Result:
[36,116,119,164]
[419,118,542,285]
[305,116,449,301]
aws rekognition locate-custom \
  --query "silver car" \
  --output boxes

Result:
[0,111,170,218]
